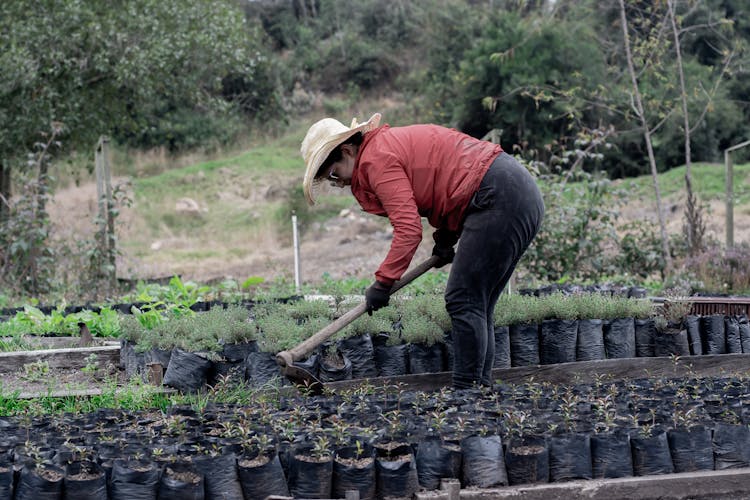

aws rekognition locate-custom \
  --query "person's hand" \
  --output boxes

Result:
[365,281,391,315]
[431,243,455,268]
[432,229,458,267]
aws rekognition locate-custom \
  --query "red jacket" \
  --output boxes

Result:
[350,124,502,285]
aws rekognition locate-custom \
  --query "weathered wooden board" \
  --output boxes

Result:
[429,467,750,500]
[0,343,120,373]
[322,353,750,392]
[0,336,114,350]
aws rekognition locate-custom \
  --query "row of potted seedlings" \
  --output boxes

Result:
[120,293,750,393]
[2,372,750,498]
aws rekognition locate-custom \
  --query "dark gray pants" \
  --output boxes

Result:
[446,152,544,388]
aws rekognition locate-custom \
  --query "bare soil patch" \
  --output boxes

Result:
[2,363,122,398]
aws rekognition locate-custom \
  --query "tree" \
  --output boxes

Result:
[0,0,271,293]
[0,0,267,212]
[667,0,736,256]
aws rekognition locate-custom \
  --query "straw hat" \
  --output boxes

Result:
[301,113,381,205]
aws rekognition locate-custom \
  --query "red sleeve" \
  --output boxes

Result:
[365,157,423,286]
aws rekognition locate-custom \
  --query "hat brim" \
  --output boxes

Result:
[302,113,381,205]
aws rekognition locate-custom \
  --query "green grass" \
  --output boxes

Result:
[618,162,750,204]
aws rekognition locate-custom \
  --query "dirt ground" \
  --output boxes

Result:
[47,177,436,286]
[47,173,750,288]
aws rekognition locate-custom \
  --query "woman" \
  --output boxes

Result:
[301,113,544,388]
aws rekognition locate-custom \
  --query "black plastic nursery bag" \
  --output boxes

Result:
[590,431,633,479]
[701,314,726,354]
[237,450,290,500]
[667,426,714,473]
[739,315,750,353]
[654,326,691,357]
[64,461,107,500]
[548,433,592,482]
[577,318,606,361]
[493,326,511,368]
[375,444,419,499]
[15,463,64,500]
[158,462,205,500]
[408,343,445,374]
[603,317,636,359]
[725,316,743,353]
[540,319,578,365]
[373,335,409,376]
[193,453,244,500]
[337,334,378,379]
[504,436,549,485]
[630,431,674,476]
[245,351,282,386]
[110,459,160,500]
[0,463,11,500]
[461,434,507,488]
[333,444,376,500]
[713,423,750,470]
[287,445,334,499]
[634,318,656,358]
[318,348,353,382]
[509,323,540,366]
[684,315,703,355]
[415,438,462,490]
[162,348,212,393]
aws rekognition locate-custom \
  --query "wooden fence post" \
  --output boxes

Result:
[95,136,116,292]
[724,139,750,249]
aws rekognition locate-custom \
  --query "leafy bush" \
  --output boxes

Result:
[680,242,750,295]
[616,220,666,279]
[521,170,628,282]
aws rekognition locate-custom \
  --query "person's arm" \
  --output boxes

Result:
[369,161,423,286]
[360,157,422,314]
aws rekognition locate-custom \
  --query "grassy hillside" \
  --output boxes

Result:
[620,162,750,205]
[50,119,750,290]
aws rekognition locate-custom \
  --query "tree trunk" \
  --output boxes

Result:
[0,160,10,223]
[668,0,705,256]
[618,0,672,275]
[37,157,49,220]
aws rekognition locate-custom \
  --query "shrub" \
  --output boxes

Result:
[398,298,445,346]
[494,294,544,325]
[538,292,579,320]
[616,220,666,279]
[680,242,750,295]
[521,171,628,282]
[337,313,391,339]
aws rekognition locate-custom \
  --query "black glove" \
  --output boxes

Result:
[365,280,392,315]
[431,243,455,268]
[432,229,458,268]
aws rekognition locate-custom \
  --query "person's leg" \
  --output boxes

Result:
[446,153,544,389]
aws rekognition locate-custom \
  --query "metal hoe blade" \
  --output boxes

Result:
[280,363,325,395]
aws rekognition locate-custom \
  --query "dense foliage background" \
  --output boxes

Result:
[1,0,749,300]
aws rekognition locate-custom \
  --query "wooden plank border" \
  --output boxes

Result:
[322,353,750,392]
[0,343,120,373]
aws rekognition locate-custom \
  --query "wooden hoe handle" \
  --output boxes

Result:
[276,255,440,368]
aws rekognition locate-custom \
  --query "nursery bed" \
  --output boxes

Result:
[4,370,750,499]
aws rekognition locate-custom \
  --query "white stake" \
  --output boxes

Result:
[292,213,301,293]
